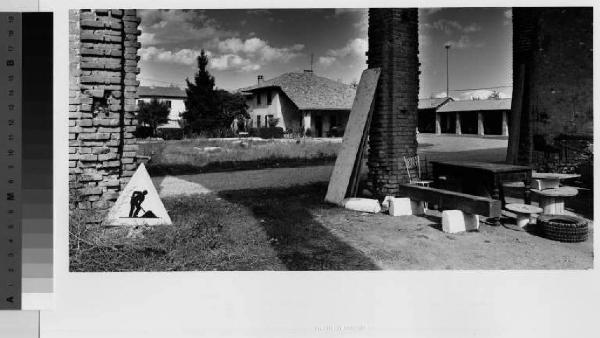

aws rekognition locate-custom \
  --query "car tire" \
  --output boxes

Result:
[538,214,589,243]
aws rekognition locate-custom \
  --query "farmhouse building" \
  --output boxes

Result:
[137,85,186,121]
[241,71,356,137]
[435,98,511,136]
[417,97,453,133]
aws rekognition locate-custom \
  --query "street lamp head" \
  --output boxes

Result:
[445,43,451,49]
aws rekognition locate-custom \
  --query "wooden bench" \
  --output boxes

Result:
[397,184,502,218]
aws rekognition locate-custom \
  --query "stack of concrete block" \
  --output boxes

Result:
[366,9,420,199]
[69,9,141,211]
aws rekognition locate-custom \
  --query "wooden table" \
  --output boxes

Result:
[431,161,533,207]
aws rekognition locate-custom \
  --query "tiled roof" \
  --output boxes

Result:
[418,97,453,109]
[437,98,512,112]
[138,86,186,99]
[240,72,356,110]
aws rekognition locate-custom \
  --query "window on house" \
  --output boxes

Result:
[165,100,171,108]
[257,93,261,106]
[266,115,273,127]
[257,115,262,128]
[267,91,272,105]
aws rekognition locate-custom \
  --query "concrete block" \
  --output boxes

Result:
[342,198,381,213]
[389,197,412,216]
[442,210,480,233]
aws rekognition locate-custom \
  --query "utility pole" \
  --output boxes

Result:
[310,53,314,72]
[445,43,451,98]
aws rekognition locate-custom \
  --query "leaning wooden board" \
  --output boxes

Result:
[325,68,380,205]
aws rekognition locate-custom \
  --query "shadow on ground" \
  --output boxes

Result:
[218,184,380,270]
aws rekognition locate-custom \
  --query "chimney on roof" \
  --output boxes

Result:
[257,75,264,84]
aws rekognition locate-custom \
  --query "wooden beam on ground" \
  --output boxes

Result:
[397,184,502,218]
[325,68,381,205]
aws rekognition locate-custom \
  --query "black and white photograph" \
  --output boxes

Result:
[68,7,593,272]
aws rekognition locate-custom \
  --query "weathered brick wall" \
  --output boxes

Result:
[366,9,419,198]
[513,8,593,167]
[69,9,141,210]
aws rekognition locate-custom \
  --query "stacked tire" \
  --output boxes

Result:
[538,214,589,243]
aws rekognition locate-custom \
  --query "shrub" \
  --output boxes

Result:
[258,127,284,139]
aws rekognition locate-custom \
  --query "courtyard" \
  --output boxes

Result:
[70,134,593,271]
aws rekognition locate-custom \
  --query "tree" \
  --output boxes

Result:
[183,50,250,136]
[214,89,250,128]
[182,50,219,134]
[137,98,170,137]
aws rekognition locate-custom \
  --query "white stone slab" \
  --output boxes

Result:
[104,163,173,226]
[342,197,381,213]
[389,197,412,216]
[325,68,381,204]
[442,210,480,233]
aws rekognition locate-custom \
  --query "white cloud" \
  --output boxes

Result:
[423,19,482,35]
[444,35,484,49]
[504,9,512,25]
[419,8,443,17]
[139,47,203,66]
[318,56,336,67]
[138,9,233,48]
[217,37,304,64]
[326,38,367,58]
[209,54,260,72]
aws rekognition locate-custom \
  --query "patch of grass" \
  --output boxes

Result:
[69,194,286,272]
[69,183,379,271]
[139,138,340,175]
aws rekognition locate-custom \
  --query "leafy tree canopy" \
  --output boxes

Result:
[137,98,170,136]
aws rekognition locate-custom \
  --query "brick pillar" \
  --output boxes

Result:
[69,9,141,211]
[366,9,419,198]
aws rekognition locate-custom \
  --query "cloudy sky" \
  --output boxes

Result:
[138,8,513,100]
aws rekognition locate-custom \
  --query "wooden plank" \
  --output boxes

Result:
[506,64,525,164]
[325,68,380,205]
[347,101,373,197]
[397,184,502,217]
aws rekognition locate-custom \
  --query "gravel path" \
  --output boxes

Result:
[152,135,508,197]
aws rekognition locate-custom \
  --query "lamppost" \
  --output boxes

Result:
[445,43,451,98]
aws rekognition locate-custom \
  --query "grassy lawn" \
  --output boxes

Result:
[139,138,340,176]
[70,182,592,271]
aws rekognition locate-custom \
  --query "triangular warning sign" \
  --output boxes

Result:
[104,163,173,226]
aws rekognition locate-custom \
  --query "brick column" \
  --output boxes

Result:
[69,9,141,211]
[367,9,419,198]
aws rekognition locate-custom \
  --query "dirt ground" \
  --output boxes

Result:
[218,183,593,270]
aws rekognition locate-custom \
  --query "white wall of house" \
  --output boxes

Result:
[137,97,185,120]
[246,89,287,129]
